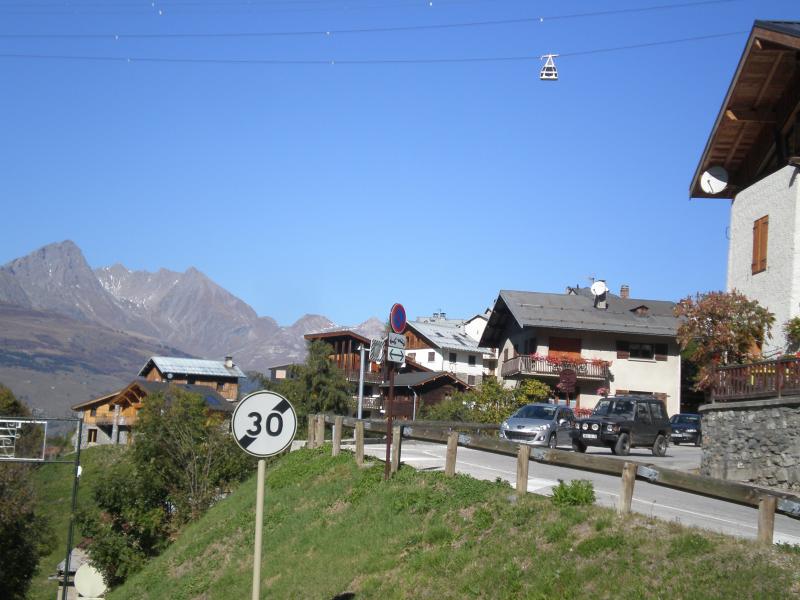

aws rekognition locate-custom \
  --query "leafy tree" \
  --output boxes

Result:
[783,316,800,352]
[453,377,525,424]
[420,396,474,421]
[0,384,51,600]
[675,291,775,390]
[260,341,353,426]
[80,388,254,585]
[513,379,552,404]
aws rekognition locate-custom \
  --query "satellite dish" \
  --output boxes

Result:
[700,166,728,195]
[590,280,608,297]
[74,564,108,598]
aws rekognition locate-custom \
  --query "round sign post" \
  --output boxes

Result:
[232,391,297,600]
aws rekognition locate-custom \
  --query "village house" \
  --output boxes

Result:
[479,285,681,415]
[72,355,244,447]
[405,312,496,385]
[690,20,800,355]
[380,371,471,420]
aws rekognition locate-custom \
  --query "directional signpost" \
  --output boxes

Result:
[384,304,407,480]
[232,391,297,600]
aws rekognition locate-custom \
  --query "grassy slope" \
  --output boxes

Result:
[109,446,800,600]
[29,445,124,600]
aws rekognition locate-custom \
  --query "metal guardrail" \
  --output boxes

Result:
[319,414,800,521]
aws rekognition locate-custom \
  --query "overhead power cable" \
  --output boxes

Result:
[0,30,748,65]
[0,0,743,39]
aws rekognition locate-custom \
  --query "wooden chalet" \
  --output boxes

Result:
[690,21,800,199]
[380,371,471,420]
[139,355,245,402]
[304,328,383,385]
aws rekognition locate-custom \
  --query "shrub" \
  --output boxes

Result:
[551,479,595,507]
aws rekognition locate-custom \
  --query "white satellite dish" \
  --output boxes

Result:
[700,165,729,195]
[590,280,608,297]
[74,563,108,598]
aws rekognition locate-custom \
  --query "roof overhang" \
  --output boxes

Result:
[304,330,370,345]
[690,21,800,199]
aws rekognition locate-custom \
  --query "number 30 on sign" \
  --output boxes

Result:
[232,391,297,458]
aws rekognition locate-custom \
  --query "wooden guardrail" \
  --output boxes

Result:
[714,356,800,401]
[314,414,800,544]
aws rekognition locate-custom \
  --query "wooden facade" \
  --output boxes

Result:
[304,329,383,383]
[141,364,240,400]
[691,21,800,199]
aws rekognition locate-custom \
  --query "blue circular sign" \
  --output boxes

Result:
[390,303,406,334]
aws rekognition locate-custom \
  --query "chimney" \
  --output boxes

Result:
[224,356,234,369]
[620,284,630,299]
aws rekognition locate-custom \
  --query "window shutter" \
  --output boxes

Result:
[752,220,760,274]
[654,343,668,361]
[759,216,768,272]
[616,340,630,359]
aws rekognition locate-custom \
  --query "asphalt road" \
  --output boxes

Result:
[357,439,800,546]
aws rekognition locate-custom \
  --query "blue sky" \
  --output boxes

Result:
[1,0,797,326]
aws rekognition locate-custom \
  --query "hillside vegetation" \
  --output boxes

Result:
[109,447,800,599]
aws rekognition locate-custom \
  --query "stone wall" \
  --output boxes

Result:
[700,396,800,491]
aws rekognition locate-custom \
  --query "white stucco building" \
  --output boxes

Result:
[480,287,682,416]
[690,20,800,356]
[405,313,496,386]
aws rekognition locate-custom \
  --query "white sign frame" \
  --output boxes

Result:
[232,391,297,458]
[388,333,407,350]
[387,347,405,363]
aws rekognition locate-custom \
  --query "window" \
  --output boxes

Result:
[654,343,668,361]
[216,382,224,392]
[636,403,652,424]
[428,351,435,362]
[449,352,457,363]
[651,401,667,420]
[616,341,630,359]
[752,215,768,274]
[629,343,654,359]
[468,355,476,366]
[467,375,476,385]
[88,429,98,443]
[504,349,509,362]
[408,352,416,361]
[90,407,97,417]
[524,338,537,355]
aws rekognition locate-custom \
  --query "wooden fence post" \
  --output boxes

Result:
[391,425,402,475]
[618,462,637,515]
[445,431,458,477]
[307,414,317,448]
[516,444,531,496]
[758,495,777,545]
[315,414,326,447]
[332,416,343,457]
[355,421,365,467]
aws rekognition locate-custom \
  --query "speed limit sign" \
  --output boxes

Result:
[232,391,297,458]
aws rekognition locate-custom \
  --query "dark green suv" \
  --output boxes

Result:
[569,396,672,456]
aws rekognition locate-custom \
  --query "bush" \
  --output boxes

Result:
[420,397,474,421]
[551,479,595,507]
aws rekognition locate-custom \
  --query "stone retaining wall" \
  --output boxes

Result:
[700,396,800,491]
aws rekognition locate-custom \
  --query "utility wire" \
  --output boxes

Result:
[0,0,743,38]
[0,30,748,65]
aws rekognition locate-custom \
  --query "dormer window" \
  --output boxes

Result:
[631,305,649,317]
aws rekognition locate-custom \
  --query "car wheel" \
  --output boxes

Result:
[614,433,631,456]
[572,440,586,453]
[652,434,668,457]
[548,433,557,449]
[672,440,680,446]
[695,434,702,447]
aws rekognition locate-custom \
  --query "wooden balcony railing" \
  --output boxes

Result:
[341,369,384,384]
[713,357,800,401]
[501,356,610,380]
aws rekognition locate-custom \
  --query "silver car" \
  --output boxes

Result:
[500,403,575,448]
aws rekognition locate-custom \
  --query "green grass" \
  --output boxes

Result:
[102,446,800,599]
[28,445,124,600]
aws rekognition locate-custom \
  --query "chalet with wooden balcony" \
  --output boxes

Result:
[690,21,800,356]
[479,286,681,415]
[139,355,245,402]
[72,380,234,448]
[73,355,244,447]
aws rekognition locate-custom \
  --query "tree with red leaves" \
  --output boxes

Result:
[674,291,775,390]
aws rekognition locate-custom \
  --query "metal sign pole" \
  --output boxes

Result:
[62,418,83,600]
[252,458,266,600]
[358,345,365,420]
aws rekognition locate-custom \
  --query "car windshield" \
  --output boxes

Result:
[671,415,700,425]
[512,405,557,420]
[592,399,635,418]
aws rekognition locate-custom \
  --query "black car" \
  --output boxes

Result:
[570,396,672,457]
[670,413,702,446]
